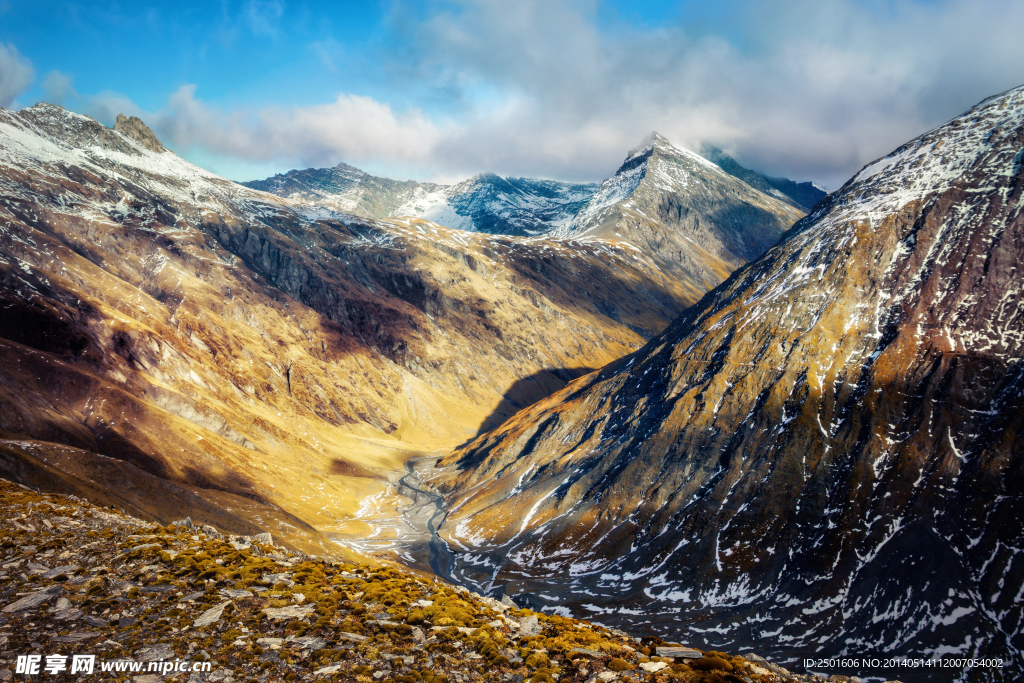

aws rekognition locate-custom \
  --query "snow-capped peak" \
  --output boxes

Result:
[626,131,669,159]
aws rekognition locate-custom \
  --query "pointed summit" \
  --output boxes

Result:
[625,131,670,158]
[558,131,803,294]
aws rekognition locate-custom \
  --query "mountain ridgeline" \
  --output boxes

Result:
[242,138,820,244]
[242,163,599,237]
[433,87,1024,681]
[0,103,704,555]
[244,135,812,304]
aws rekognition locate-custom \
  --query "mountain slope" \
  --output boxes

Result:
[698,144,827,212]
[556,133,806,291]
[432,87,1024,680]
[0,103,696,554]
[242,163,598,237]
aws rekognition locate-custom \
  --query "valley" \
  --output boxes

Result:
[0,81,1021,683]
[429,86,1024,681]
[0,104,795,559]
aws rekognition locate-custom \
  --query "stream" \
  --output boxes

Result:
[395,458,458,582]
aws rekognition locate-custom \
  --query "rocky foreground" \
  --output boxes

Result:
[0,479,888,683]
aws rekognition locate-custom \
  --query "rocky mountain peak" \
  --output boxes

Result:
[333,160,367,176]
[112,113,165,153]
[431,85,1024,678]
[557,131,804,288]
[627,131,670,156]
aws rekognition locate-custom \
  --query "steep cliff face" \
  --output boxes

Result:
[557,133,806,292]
[0,103,695,551]
[435,87,1024,678]
[242,163,597,237]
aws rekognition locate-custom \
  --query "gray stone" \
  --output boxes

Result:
[118,543,161,557]
[289,635,327,651]
[2,585,61,613]
[501,594,516,608]
[194,600,232,627]
[337,631,368,642]
[257,637,284,648]
[42,564,79,579]
[262,604,315,620]
[52,632,102,643]
[54,608,84,621]
[518,614,542,636]
[132,676,163,683]
[315,665,343,676]
[657,647,702,659]
[135,643,175,662]
[219,589,252,599]
[252,532,273,546]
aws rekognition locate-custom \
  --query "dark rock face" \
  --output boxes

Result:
[434,87,1024,681]
[698,145,827,212]
[442,174,597,237]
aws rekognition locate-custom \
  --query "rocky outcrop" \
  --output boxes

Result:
[0,478,858,683]
[697,144,827,212]
[113,113,165,153]
[433,87,1024,681]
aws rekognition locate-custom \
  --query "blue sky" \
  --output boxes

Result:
[2,0,1022,187]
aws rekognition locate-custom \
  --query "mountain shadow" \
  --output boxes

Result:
[475,367,596,437]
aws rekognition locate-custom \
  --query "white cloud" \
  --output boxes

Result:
[57,0,1024,188]
[97,85,440,179]
[41,70,76,105]
[0,43,35,109]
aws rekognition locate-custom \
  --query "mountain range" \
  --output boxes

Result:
[241,140,822,241]
[0,104,798,559]
[245,134,812,300]
[432,86,1024,681]
[1,82,1020,682]
[243,163,599,238]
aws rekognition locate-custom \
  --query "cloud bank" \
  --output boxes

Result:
[0,43,34,109]
[28,0,1024,187]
